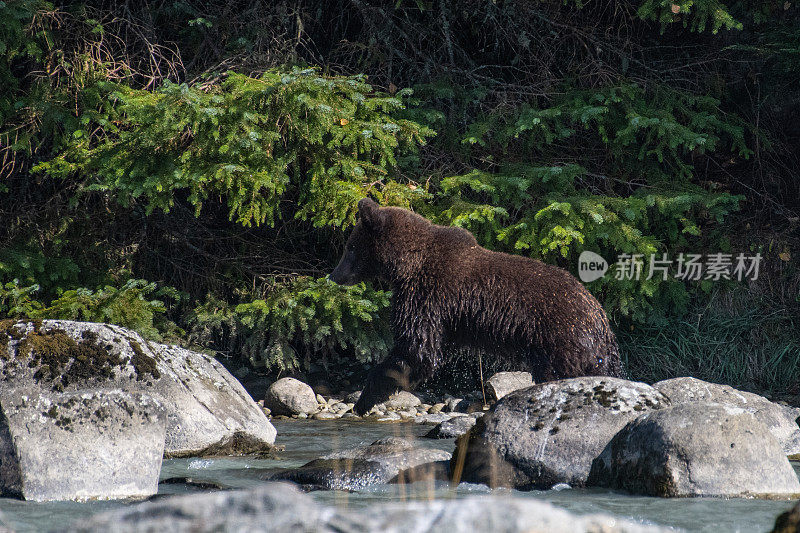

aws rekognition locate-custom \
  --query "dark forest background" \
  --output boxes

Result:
[1,0,798,400]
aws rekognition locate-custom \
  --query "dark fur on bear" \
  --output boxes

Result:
[331,198,623,415]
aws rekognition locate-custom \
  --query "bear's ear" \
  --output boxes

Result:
[358,198,384,231]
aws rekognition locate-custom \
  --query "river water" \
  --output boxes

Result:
[0,419,797,532]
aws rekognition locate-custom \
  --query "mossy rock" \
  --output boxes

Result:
[0,320,276,457]
[0,320,159,390]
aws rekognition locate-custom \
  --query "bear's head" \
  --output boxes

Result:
[329,198,430,285]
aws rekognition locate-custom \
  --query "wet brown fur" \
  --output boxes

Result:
[330,199,623,414]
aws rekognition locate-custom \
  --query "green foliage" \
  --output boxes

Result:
[458,84,751,181]
[432,83,747,322]
[189,277,391,370]
[1,0,111,173]
[0,234,82,292]
[1,0,798,391]
[40,280,182,340]
[637,0,742,33]
[0,279,180,341]
[0,0,52,122]
[35,67,434,228]
[0,280,43,318]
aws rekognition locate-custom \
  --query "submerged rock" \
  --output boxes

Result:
[376,411,402,422]
[66,481,674,533]
[486,371,534,401]
[391,460,451,484]
[413,413,452,425]
[588,402,800,498]
[453,377,671,489]
[424,414,480,439]
[653,377,800,457]
[0,388,164,501]
[264,377,318,416]
[263,436,451,490]
[0,320,276,457]
[772,501,800,533]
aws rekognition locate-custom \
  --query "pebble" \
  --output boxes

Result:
[269,386,496,426]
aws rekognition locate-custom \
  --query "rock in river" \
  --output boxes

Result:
[772,500,800,533]
[588,402,800,498]
[453,376,671,489]
[0,388,165,501]
[0,320,276,457]
[653,377,800,457]
[264,377,319,416]
[424,414,481,439]
[486,371,534,401]
[263,436,451,490]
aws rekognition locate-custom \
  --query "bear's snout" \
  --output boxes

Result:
[329,267,355,285]
[329,258,358,285]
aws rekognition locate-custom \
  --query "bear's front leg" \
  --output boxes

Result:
[353,326,442,415]
[353,350,414,415]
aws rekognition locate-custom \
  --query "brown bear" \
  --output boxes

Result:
[330,198,623,415]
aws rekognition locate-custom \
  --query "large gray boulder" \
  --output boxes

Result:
[66,482,673,533]
[264,377,318,416]
[263,436,451,490]
[0,320,276,457]
[454,377,671,489]
[0,388,164,501]
[653,377,800,457]
[486,372,534,401]
[588,402,800,498]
